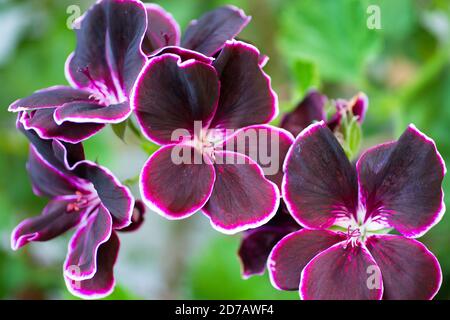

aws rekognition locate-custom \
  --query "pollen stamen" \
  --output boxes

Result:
[66,191,90,213]
[341,226,362,249]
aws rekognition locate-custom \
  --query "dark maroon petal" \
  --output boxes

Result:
[104,0,147,93]
[181,5,250,56]
[357,125,446,237]
[66,2,113,90]
[282,122,359,229]
[54,101,131,125]
[202,151,280,234]
[150,46,213,65]
[67,0,147,94]
[267,229,345,291]
[73,161,134,229]
[239,211,299,278]
[280,90,327,137]
[11,200,86,250]
[239,228,289,278]
[266,201,302,229]
[142,4,180,55]
[65,231,119,299]
[222,125,294,189]
[327,92,369,131]
[119,200,146,233]
[140,145,216,219]
[350,92,368,123]
[51,140,85,171]
[366,235,442,300]
[20,108,105,144]
[64,205,113,281]
[132,54,219,145]
[27,145,81,198]
[18,120,85,173]
[210,41,278,130]
[300,242,383,300]
[8,86,92,112]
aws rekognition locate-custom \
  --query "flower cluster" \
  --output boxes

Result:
[8,0,446,300]
[8,0,261,298]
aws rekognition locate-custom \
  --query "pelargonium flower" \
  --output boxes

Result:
[268,121,446,300]
[142,4,250,57]
[8,0,147,143]
[12,125,134,299]
[237,90,368,279]
[281,90,368,137]
[132,40,283,234]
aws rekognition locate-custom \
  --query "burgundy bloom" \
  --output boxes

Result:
[9,0,147,143]
[132,40,282,234]
[268,122,446,300]
[281,90,368,137]
[11,126,134,299]
[327,92,368,131]
[142,4,250,57]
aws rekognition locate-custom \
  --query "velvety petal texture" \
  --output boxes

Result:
[268,229,345,291]
[140,145,216,219]
[181,6,250,56]
[210,41,278,130]
[358,125,446,237]
[142,4,180,54]
[27,146,80,197]
[65,231,120,299]
[11,200,86,250]
[132,54,220,144]
[8,86,92,112]
[64,205,113,281]
[366,235,441,300]
[20,109,105,144]
[222,125,294,188]
[73,161,134,229]
[202,151,280,234]
[150,46,213,64]
[67,0,147,94]
[238,206,299,278]
[17,119,85,174]
[300,242,383,300]
[281,90,327,137]
[239,227,292,278]
[54,102,131,125]
[282,122,359,229]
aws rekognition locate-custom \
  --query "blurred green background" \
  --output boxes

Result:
[0,0,449,299]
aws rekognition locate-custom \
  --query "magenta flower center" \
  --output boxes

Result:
[79,67,126,106]
[334,207,392,247]
[65,188,101,213]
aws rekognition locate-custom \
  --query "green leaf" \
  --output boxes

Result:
[141,140,160,156]
[292,58,320,96]
[279,0,381,84]
[340,116,363,160]
[347,118,363,159]
[111,120,128,141]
